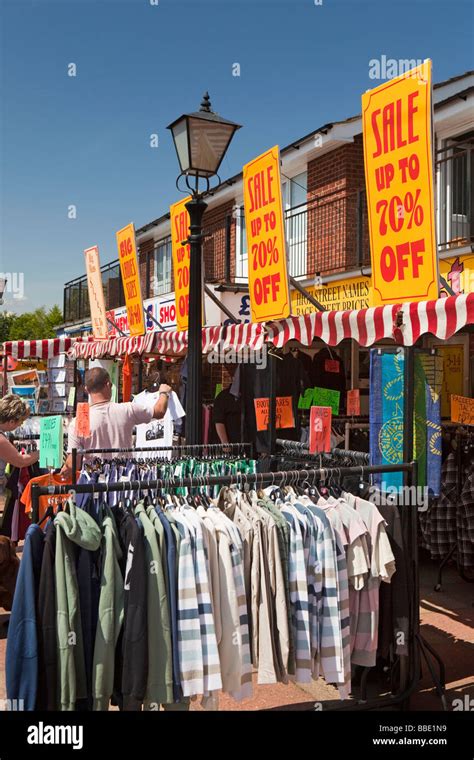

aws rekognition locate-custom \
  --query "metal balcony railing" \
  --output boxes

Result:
[436,140,474,251]
[282,189,370,279]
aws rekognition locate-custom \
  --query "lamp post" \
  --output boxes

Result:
[167,93,241,444]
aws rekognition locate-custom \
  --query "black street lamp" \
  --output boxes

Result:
[167,93,241,444]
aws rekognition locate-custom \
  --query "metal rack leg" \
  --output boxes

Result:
[434,543,457,592]
[417,632,446,688]
[358,667,371,703]
[415,632,448,711]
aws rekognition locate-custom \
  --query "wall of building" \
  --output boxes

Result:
[306,134,369,277]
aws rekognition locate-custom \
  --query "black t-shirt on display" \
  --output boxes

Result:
[212,388,243,443]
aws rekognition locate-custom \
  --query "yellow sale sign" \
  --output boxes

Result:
[362,60,438,305]
[116,223,145,337]
[84,245,108,339]
[170,197,191,331]
[243,146,290,322]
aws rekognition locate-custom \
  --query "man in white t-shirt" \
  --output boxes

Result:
[133,371,185,458]
[62,367,172,475]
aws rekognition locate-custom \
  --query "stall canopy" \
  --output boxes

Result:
[69,322,265,359]
[7,293,472,363]
[266,293,474,348]
[71,332,156,359]
[3,337,73,359]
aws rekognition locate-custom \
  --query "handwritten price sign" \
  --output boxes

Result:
[451,394,474,426]
[116,223,145,336]
[309,406,332,454]
[362,60,438,305]
[84,246,108,339]
[170,197,191,332]
[243,146,290,322]
[254,396,295,431]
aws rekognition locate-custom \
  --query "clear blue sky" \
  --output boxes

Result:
[1,0,473,313]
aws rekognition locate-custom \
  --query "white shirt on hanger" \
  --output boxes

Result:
[133,389,185,458]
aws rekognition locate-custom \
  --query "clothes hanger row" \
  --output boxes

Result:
[80,452,252,468]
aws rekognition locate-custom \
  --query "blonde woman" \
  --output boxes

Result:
[0,396,39,469]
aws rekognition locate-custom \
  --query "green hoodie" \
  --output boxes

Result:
[93,507,124,711]
[136,503,173,707]
[54,500,102,711]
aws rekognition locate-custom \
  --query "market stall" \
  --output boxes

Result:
[2,338,77,431]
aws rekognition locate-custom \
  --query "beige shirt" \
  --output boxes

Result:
[67,401,153,456]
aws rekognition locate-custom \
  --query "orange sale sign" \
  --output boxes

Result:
[116,223,145,337]
[347,389,361,416]
[450,394,474,426]
[170,197,191,332]
[254,396,295,432]
[243,146,291,322]
[76,403,91,437]
[362,60,438,305]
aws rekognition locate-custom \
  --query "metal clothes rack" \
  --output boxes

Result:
[264,345,445,709]
[70,442,254,486]
[8,434,40,441]
[276,438,370,464]
[29,459,434,711]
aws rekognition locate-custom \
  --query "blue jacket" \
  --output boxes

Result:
[6,524,44,710]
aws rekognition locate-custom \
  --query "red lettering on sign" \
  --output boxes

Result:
[372,91,419,158]
[380,239,425,282]
[247,166,276,213]
[119,237,133,257]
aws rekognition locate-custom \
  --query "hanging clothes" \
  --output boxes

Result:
[36,521,58,711]
[7,456,406,711]
[6,524,44,709]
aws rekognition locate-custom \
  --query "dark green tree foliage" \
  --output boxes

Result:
[5,306,63,341]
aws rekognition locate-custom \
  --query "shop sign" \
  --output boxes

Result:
[243,146,290,322]
[451,394,474,425]
[84,245,108,339]
[254,396,294,431]
[170,197,191,331]
[362,60,438,305]
[221,292,252,325]
[107,293,177,337]
[116,223,145,336]
[291,276,372,315]
[439,255,474,297]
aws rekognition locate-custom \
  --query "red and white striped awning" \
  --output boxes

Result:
[266,304,400,347]
[267,293,474,348]
[68,322,265,359]
[153,322,265,356]
[70,332,156,359]
[394,293,474,346]
[3,337,73,359]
